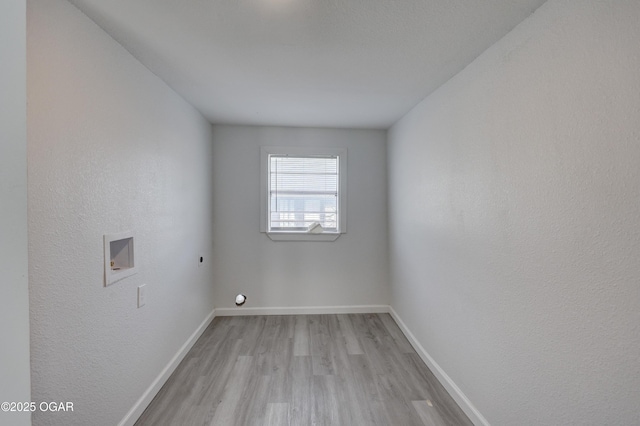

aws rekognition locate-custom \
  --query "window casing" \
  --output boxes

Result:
[260,146,346,241]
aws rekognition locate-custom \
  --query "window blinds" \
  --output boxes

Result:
[269,155,339,232]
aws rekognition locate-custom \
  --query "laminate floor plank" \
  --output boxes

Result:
[293,315,310,356]
[310,375,341,425]
[263,338,293,403]
[405,353,473,426]
[208,355,254,426]
[326,315,351,378]
[265,402,290,426]
[375,373,427,426]
[135,314,472,426]
[236,316,268,356]
[379,313,415,353]
[309,315,336,376]
[337,314,365,355]
[231,373,271,426]
[413,400,446,426]
[347,354,389,426]
[290,373,312,425]
[290,354,312,378]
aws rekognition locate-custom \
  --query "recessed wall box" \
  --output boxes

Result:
[104,231,137,286]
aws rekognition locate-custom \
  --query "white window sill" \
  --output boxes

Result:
[265,232,342,242]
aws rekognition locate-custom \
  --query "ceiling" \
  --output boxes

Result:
[67,0,546,129]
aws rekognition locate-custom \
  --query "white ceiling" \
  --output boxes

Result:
[68,0,546,129]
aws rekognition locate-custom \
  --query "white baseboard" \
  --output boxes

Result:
[118,308,217,426]
[389,307,490,426]
[215,304,390,316]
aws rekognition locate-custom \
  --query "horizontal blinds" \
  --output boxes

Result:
[269,155,339,231]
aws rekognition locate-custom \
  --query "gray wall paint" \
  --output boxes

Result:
[0,1,31,425]
[388,1,640,425]
[27,0,215,424]
[212,125,389,309]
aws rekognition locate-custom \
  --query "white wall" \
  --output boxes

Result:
[0,1,31,425]
[27,0,215,424]
[388,1,640,425]
[212,125,388,310]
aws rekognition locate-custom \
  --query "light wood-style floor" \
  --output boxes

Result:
[135,314,473,426]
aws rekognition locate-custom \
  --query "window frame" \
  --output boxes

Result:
[260,146,347,242]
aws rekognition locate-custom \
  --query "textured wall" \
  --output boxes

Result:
[27,0,215,424]
[212,125,389,309]
[388,1,640,425]
[0,1,31,425]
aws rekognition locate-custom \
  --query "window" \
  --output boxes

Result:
[261,146,346,241]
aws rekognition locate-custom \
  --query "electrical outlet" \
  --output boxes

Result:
[138,284,146,308]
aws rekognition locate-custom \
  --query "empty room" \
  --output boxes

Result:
[2,0,639,425]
